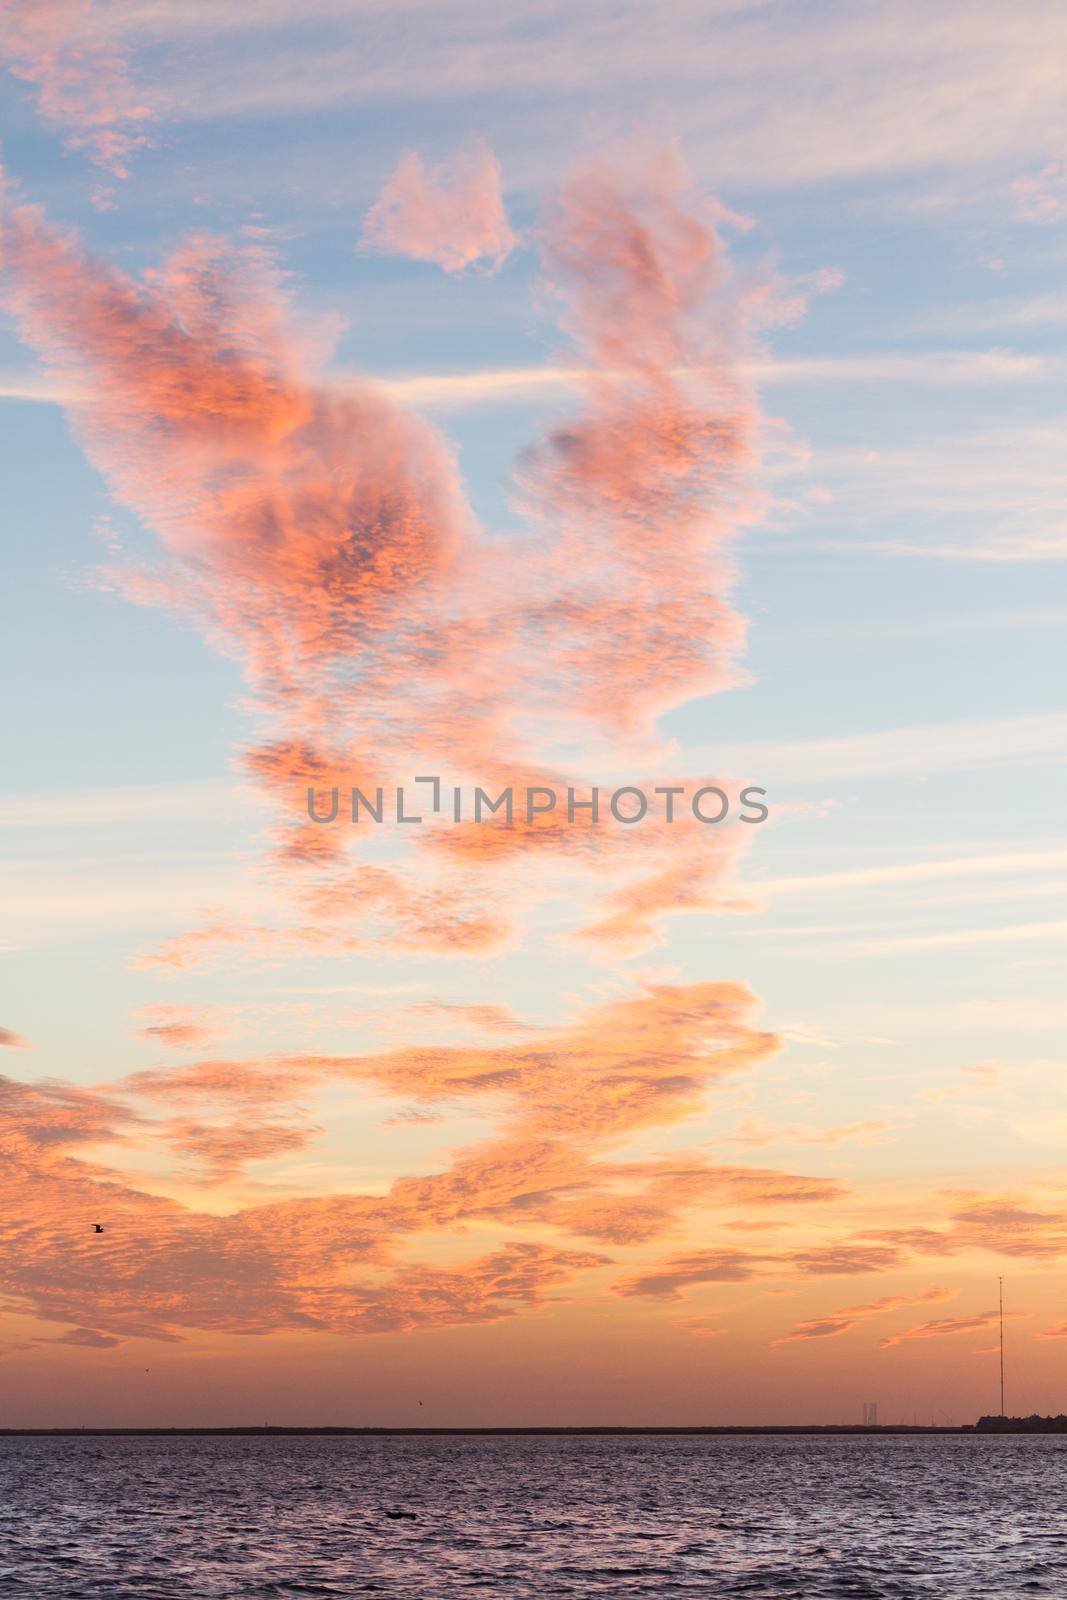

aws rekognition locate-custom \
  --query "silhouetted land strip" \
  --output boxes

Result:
[975,1414,1067,1433]
[2,1420,1066,1436]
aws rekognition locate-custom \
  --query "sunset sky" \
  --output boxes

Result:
[1,0,1065,1428]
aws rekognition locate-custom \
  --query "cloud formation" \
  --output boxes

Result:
[0,148,835,1356]
[770,1286,952,1346]
[135,1005,217,1051]
[867,1195,1067,1261]
[0,0,152,175]
[0,981,851,1342]
[361,138,517,273]
[518,144,758,733]
[877,1310,1029,1350]
[1,146,775,964]
[613,1241,904,1302]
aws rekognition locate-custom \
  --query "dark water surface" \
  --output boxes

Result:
[1,1434,1064,1597]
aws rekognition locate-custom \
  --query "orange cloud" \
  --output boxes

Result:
[0,1027,30,1048]
[162,1118,323,1184]
[878,1310,1030,1349]
[135,1005,217,1051]
[838,1288,953,1316]
[0,193,470,705]
[50,1326,122,1348]
[0,177,523,949]
[770,1287,952,1345]
[287,1242,609,1337]
[122,980,783,1170]
[1,1069,611,1343]
[339,980,780,1142]
[867,1196,1067,1261]
[613,1241,903,1301]
[113,981,835,1247]
[0,980,842,1341]
[771,1317,857,1345]
[31,981,1049,1359]
[361,137,517,273]
[0,154,814,1354]
[946,1198,1067,1258]
[0,1072,143,1149]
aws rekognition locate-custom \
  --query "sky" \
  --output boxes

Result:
[0,0,1065,1428]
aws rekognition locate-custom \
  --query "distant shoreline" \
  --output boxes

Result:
[0,1423,1056,1438]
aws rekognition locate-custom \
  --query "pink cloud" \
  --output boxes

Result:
[0,191,470,703]
[1012,160,1066,223]
[0,0,152,176]
[1,149,776,967]
[361,137,517,273]
[517,144,759,733]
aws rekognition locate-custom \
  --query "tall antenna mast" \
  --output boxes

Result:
[999,1276,1005,1418]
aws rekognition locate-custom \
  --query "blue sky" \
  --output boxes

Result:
[0,0,1065,1423]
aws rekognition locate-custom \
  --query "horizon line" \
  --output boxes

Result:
[0,1423,1016,1438]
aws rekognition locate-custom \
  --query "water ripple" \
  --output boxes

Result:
[0,1435,1062,1598]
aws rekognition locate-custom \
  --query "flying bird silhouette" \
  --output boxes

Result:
[92,1224,105,1233]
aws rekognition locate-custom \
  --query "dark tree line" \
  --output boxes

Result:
[976,1415,1067,1432]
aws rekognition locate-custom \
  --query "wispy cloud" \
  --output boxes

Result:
[809,423,1067,563]
[770,1286,951,1345]
[725,1115,896,1148]
[0,0,154,175]
[614,1241,903,1301]
[0,780,245,830]
[135,1004,219,1051]
[1013,160,1067,224]
[854,918,1067,956]
[868,1194,1067,1262]
[8,348,1057,415]
[877,1309,1029,1349]
[69,0,1067,199]
[699,713,1067,786]
[754,846,1067,897]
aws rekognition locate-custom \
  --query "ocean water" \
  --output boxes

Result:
[1,1433,1064,1597]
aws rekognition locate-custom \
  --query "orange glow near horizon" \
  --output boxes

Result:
[2,5,1066,1428]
